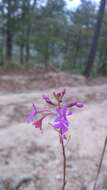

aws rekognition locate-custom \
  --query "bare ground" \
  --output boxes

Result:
[0,70,107,190]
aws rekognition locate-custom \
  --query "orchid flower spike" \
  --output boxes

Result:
[27,90,83,142]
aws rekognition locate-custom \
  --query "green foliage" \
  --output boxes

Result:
[32,0,67,66]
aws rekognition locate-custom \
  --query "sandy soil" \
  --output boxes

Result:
[0,71,107,190]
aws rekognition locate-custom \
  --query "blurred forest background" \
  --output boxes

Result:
[0,1,107,190]
[0,0,107,77]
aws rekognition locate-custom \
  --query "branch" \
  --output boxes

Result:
[93,135,107,190]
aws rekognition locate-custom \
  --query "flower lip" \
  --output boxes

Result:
[33,117,43,130]
[53,105,72,140]
[33,113,52,130]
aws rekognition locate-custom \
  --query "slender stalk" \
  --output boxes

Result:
[61,140,67,190]
[93,135,107,190]
[58,99,67,190]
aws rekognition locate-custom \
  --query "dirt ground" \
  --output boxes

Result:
[0,69,107,190]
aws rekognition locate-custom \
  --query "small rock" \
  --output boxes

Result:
[56,174,61,180]
[80,184,87,190]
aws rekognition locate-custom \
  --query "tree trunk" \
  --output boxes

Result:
[44,39,49,68]
[25,28,30,63]
[100,47,107,74]
[5,0,13,62]
[83,0,106,77]
[72,28,82,68]
[0,47,4,65]
[25,43,30,63]
[0,30,4,65]
[20,44,24,64]
[6,28,13,61]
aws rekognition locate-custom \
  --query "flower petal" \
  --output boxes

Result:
[76,102,84,108]
[67,100,83,108]
[43,95,55,105]
[27,104,37,123]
